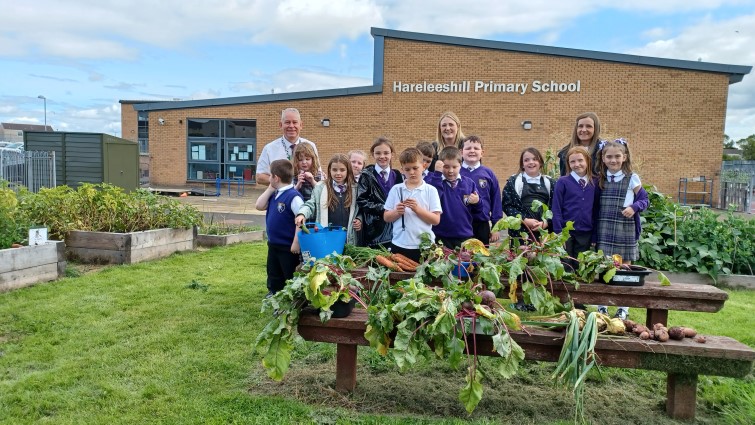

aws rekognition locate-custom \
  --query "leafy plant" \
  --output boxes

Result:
[17,183,203,239]
[0,182,33,249]
[199,215,261,235]
[638,185,755,279]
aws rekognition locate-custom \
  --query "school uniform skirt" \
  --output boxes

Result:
[596,179,638,261]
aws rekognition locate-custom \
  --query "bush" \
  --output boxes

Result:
[0,182,33,249]
[638,185,755,279]
[18,183,203,240]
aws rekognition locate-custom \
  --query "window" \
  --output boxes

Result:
[137,111,149,154]
[187,118,256,182]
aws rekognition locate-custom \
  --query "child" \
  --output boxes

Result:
[426,146,480,249]
[254,159,303,297]
[292,142,323,202]
[552,146,596,271]
[594,138,649,320]
[384,148,442,262]
[295,154,362,245]
[502,147,555,240]
[460,135,503,244]
[347,149,366,182]
[356,136,404,248]
[416,141,435,177]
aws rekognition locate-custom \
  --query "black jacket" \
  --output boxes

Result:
[356,165,403,247]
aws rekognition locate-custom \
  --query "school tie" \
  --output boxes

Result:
[273,190,279,198]
[380,170,388,182]
[610,175,615,182]
[448,179,457,189]
[579,179,586,189]
[337,184,345,193]
[467,167,473,172]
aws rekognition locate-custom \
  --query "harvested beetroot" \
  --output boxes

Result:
[461,301,474,311]
[479,290,496,307]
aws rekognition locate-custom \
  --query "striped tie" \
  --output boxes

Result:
[579,179,586,189]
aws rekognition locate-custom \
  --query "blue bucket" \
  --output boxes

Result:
[452,261,473,278]
[297,222,347,263]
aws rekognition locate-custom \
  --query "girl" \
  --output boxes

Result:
[502,147,554,240]
[594,138,649,320]
[347,149,366,182]
[432,111,466,171]
[552,146,596,271]
[295,154,362,245]
[557,112,602,176]
[292,142,323,202]
[355,136,404,248]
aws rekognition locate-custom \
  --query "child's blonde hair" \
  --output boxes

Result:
[597,138,633,189]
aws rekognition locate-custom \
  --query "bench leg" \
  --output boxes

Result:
[646,308,668,328]
[335,343,358,392]
[666,373,698,419]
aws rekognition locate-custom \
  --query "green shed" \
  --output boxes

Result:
[24,131,139,191]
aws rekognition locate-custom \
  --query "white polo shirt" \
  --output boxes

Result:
[384,181,442,249]
[256,137,318,175]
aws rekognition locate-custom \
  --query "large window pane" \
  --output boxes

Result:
[188,119,220,137]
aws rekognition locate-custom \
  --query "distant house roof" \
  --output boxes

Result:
[723,148,743,156]
[1,123,53,132]
[130,27,752,112]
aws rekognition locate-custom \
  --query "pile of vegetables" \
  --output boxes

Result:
[257,209,673,416]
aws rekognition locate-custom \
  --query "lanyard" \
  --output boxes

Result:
[281,137,300,160]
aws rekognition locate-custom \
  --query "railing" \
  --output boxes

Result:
[0,150,56,193]
[720,161,755,213]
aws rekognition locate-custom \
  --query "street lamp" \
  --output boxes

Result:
[37,95,47,129]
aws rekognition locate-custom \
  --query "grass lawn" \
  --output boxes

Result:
[1,243,753,424]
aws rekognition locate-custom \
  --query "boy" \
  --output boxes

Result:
[426,146,480,249]
[255,159,303,297]
[460,135,503,244]
[416,141,435,177]
[384,148,442,262]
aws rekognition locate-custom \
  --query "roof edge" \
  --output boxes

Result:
[370,27,752,84]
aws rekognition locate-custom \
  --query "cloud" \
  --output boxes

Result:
[104,82,146,91]
[29,73,78,83]
[627,14,755,139]
[229,68,372,95]
[641,27,670,39]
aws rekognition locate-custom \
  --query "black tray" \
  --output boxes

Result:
[600,265,652,286]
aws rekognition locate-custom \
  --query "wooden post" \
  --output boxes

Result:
[646,308,668,328]
[335,343,358,392]
[666,373,698,419]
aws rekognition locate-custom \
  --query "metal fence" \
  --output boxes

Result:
[0,150,56,193]
[720,161,755,213]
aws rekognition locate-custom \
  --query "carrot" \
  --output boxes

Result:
[391,253,420,268]
[390,254,417,272]
[375,255,404,272]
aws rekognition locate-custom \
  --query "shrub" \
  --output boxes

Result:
[18,183,203,240]
[638,185,755,279]
[0,182,33,249]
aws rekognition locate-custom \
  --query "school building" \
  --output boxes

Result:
[120,27,751,199]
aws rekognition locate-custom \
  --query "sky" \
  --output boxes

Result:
[1,0,754,142]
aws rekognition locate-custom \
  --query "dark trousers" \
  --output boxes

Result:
[436,236,467,250]
[472,220,491,244]
[266,242,299,294]
[390,243,422,263]
[564,230,593,272]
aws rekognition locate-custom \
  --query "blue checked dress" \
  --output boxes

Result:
[596,177,638,260]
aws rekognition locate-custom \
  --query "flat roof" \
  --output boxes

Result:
[132,27,751,112]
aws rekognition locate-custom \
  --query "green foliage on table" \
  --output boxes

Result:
[638,185,755,279]
[16,183,203,240]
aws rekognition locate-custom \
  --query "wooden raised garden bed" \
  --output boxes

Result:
[65,228,196,265]
[0,241,66,292]
[196,230,265,247]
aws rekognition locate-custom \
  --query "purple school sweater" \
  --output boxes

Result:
[552,176,596,234]
[425,172,479,238]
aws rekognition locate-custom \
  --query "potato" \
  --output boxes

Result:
[655,329,670,342]
[639,331,650,340]
[683,327,697,338]
[694,335,707,344]
[653,323,665,331]
[668,327,686,341]
[633,325,649,336]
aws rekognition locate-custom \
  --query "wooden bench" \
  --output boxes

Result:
[297,278,754,420]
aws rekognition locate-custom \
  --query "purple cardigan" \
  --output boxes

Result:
[552,176,597,234]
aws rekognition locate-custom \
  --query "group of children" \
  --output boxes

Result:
[256,113,649,322]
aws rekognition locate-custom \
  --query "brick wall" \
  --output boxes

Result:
[123,37,730,199]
